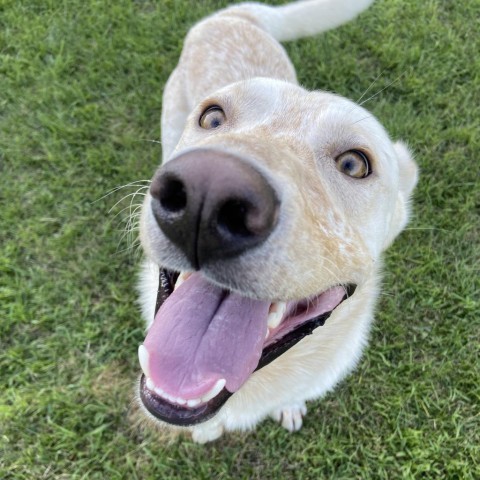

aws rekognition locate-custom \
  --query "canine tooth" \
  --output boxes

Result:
[267,302,286,330]
[138,345,151,378]
[187,398,201,408]
[269,301,287,314]
[146,377,155,391]
[267,311,282,329]
[201,379,226,403]
[174,271,192,290]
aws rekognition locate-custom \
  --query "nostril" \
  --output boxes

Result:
[217,199,255,237]
[159,177,187,213]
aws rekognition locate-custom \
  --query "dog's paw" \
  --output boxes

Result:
[271,402,307,432]
[191,424,224,444]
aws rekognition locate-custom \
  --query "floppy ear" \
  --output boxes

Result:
[383,141,419,249]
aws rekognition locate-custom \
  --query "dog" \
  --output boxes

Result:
[136,0,418,443]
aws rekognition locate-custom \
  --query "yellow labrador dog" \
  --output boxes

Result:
[137,0,418,443]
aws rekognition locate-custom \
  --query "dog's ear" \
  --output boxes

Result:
[395,141,418,199]
[384,141,419,249]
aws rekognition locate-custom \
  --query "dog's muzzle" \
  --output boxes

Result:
[139,148,357,427]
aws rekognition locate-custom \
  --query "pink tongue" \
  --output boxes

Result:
[143,273,271,398]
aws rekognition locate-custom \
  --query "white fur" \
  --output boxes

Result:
[228,0,375,41]
[136,0,418,442]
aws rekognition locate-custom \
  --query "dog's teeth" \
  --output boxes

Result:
[165,391,178,404]
[267,302,286,330]
[154,386,176,404]
[154,386,165,397]
[166,392,177,403]
[146,377,155,391]
[149,383,187,406]
[174,271,192,290]
[267,311,282,329]
[201,378,226,403]
[138,344,151,378]
[145,377,209,407]
[187,398,201,408]
[269,301,287,314]
[144,373,225,406]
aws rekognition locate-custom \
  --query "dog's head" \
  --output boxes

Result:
[137,78,418,426]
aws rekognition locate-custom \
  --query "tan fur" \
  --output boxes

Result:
[137,1,418,443]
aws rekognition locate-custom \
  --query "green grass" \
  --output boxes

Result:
[1,0,478,478]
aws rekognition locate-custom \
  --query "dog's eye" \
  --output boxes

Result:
[335,150,371,178]
[199,106,226,129]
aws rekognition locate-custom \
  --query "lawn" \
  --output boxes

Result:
[1,0,478,478]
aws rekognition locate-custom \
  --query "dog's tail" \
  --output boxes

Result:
[228,0,374,42]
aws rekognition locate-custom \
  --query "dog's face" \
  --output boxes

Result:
[137,78,417,427]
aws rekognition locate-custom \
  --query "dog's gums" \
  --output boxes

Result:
[139,268,356,426]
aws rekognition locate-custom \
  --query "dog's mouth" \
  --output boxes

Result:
[139,269,356,427]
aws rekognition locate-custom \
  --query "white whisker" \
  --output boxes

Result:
[356,68,387,104]
[92,179,151,204]
[359,72,406,107]
[97,181,151,257]
[111,203,144,222]
[351,115,373,125]
[108,189,147,214]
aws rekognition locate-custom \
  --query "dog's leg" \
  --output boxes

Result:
[270,402,307,432]
[191,422,224,444]
[160,68,190,162]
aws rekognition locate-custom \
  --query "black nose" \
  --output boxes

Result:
[149,149,280,268]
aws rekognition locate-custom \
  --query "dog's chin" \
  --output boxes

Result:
[138,268,356,427]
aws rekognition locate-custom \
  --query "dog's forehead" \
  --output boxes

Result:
[217,78,320,126]
[216,78,389,144]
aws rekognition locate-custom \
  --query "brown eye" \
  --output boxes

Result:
[335,150,371,178]
[199,106,226,129]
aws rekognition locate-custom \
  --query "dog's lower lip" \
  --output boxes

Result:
[139,268,356,426]
[139,374,233,427]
